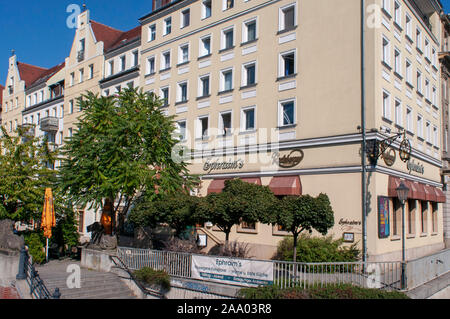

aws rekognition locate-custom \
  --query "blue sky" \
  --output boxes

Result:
[0,1,152,84]
[1,0,450,85]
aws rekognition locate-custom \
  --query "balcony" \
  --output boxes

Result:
[40,117,59,132]
[77,50,85,62]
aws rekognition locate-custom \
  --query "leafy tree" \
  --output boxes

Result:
[275,194,335,263]
[57,89,198,235]
[129,191,201,238]
[0,125,58,222]
[195,179,277,242]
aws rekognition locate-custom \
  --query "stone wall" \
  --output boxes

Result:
[0,249,19,281]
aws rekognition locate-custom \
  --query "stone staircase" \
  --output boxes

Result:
[35,259,137,299]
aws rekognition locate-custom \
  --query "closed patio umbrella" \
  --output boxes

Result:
[41,188,56,262]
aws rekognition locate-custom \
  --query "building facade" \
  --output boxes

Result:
[1,0,448,261]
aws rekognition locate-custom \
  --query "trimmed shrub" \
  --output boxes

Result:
[133,267,171,292]
[238,284,410,299]
[209,241,253,258]
[273,235,360,263]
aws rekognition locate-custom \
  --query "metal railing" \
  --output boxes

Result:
[406,249,450,290]
[17,247,60,299]
[117,247,404,291]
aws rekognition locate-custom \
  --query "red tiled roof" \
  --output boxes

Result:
[107,26,141,52]
[90,20,125,51]
[27,62,65,89]
[17,62,48,88]
[0,287,21,299]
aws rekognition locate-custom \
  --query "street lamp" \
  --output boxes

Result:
[396,182,409,289]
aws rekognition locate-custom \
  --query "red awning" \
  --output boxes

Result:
[412,182,427,201]
[424,185,437,202]
[207,179,229,194]
[434,187,446,203]
[269,176,302,196]
[403,180,417,199]
[388,176,401,197]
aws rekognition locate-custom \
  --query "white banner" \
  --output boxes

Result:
[191,255,274,287]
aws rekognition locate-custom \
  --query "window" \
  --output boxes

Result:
[394,48,401,75]
[179,44,189,64]
[416,28,422,52]
[162,51,171,70]
[177,120,187,141]
[420,201,428,234]
[79,69,84,83]
[433,125,439,147]
[104,89,110,97]
[221,69,233,92]
[405,14,412,39]
[202,0,212,19]
[89,64,94,79]
[417,114,423,138]
[127,82,134,89]
[60,105,64,118]
[70,72,75,86]
[406,59,412,84]
[417,71,422,93]
[149,24,156,42]
[425,79,430,101]
[177,82,188,103]
[222,27,234,50]
[116,86,121,94]
[198,116,209,139]
[394,1,401,26]
[243,19,257,43]
[395,99,402,127]
[223,0,234,11]
[33,93,37,105]
[432,86,437,105]
[432,47,437,66]
[68,128,73,138]
[16,97,19,108]
[161,87,170,106]
[407,200,416,235]
[199,75,210,97]
[108,61,114,76]
[431,203,438,233]
[133,51,139,67]
[382,36,391,66]
[280,50,296,77]
[27,96,31,107]
[39,91,44,103]
[383,90,391,120]
[382,0,391,14]
[426,121,431,144]
[164,17,172,35]
[69,100,74,114]
[393,199,402,236]
[279,100,295,127]
[406,107,413,133]
[146,56,155,75]
[242,106,255,132]
[279,3,296,31]
[181,9,190,28]
[242,62,256,87]
[424,38,430,61]
[200,35,211,56]
[219,111,232,136]
[120,56,126,71]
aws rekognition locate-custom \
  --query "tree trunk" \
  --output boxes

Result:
[293,233,298,263]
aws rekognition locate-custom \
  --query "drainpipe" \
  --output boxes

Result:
[361,0,368,263]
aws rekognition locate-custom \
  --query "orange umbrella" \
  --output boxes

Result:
[41,188,56,262]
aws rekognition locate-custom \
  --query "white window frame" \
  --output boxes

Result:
[406,59,412,84]
[395,98,402,127]
[382,36,391,66]
[242,61,257,87]
[417,114,424,139]
[148,24,156,42]
[222,0,234,11]
[219,110,233,136]
[426,121,431,144]
[160,86,170,106]
[180,8,190,28]
[383,90,391,120]
[164,17,172,36]
[201,0,212,19]
[417,70,422,93]
[416,28,422,51]
[406,106,413,133]
[405,14,412,39]
[178,43,190,64]
[433,125,439,147]
[146,55,156,75]
[242,17,258,44]
[394,0,401,26]
[241,105,256,132]
[176,120,187,141]
[89,64,94,79]
[177,81,189,103]
[197,115,210,139]
[382,0,391,14]
[279,49,297,78]
[278,98,296,127]
[278,2,297,32]
[221,26,235,50]
[394,48,401,75]
[161,50,171,70]
[220,67,234,92]
[198,74,211,97]
[199,34,212,57]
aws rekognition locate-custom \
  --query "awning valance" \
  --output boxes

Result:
[207,177,262,194]
[388,176,445,203]
[269,176,302,196]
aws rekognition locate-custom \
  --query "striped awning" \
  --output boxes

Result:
[269,176,302,196]
[388,176,445,203]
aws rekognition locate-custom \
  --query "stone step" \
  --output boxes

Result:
[58,285,134,299]
[40,273,120,285]
[45,281,128,293]
[68,290,137,299]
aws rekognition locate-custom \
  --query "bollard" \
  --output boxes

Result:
[16,246,28,280]
[52,288,61,299]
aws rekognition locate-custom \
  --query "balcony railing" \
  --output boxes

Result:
[40,117,59,132]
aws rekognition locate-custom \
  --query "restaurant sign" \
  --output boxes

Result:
[272,149,305,168]
[203,158,244,173]
[407,160,424,175]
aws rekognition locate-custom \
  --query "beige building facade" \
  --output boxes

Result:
[138,0,447,261]
[0,0,448,261]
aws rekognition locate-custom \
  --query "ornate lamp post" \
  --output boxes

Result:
[396,182,409,289]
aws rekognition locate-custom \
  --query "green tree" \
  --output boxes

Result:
[276,194,335,263]
[57,89,198,234]
[0,125,58,222]
[129,191,201,238]
[195,179,277,242]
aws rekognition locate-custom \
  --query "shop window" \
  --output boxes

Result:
[420,201,428,234]
[407,199,416,236]
[431,203,438,233]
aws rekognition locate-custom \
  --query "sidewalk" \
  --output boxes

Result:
[406,272,450,299]
[0,286,21,299]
